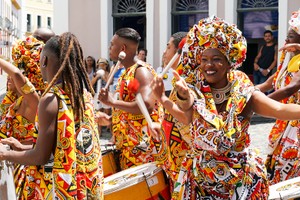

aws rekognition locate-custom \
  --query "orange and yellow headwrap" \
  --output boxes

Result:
[179,16,247,84]
[12,35,45,91]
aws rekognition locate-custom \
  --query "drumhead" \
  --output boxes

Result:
[269,176,300,200]
[104,162,161,195]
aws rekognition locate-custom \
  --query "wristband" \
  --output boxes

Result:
[267,69,271,73]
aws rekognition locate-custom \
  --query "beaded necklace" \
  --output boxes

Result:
[211,82,231,105]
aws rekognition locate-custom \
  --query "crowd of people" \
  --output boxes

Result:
[0,9,300,200]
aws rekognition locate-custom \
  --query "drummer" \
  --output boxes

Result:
[98,27,166,170]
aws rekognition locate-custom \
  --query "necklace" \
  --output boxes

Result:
[211,82,231,105]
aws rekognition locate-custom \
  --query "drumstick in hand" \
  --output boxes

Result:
[160,37,186,77]
[128,78,154,129]
[104,51,126,90]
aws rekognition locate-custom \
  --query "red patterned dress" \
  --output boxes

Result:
[0,96,37,200]
[265,52,300,185]
[25,85,103,199]
[172,70,269,200]
[160,74,191,190]
[112,63,166,170]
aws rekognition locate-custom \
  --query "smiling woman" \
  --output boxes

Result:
[150,15,300,200]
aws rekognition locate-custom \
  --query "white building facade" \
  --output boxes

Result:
[0,0,22,62]
[52,0,300,73]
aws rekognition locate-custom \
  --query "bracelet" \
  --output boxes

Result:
[175,90,193,110]
[21,77,35,94]
[258,67,263,72]
[267,69,271,73]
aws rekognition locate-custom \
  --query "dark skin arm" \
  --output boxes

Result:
[256,73,275,93]
[99,66,156,115]
[0,93,58,165]
[0,59,39,122]
[150,71,193,125]
[268,44,300,101]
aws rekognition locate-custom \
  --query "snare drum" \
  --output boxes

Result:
[104,162,170,200]
[102,149,119,177]
[269,176,300,200]
[0,160,16,200]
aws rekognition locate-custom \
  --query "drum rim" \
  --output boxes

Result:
[268,176,300,199]
[103,162,162,195]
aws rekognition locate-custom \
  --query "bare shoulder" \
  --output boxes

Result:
[39,93,59,114]
[135,66,154,85]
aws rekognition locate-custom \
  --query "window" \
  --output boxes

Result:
[112,0,146,48]
[237,0,278,39]
[172,0,208,33]
[27,14,31,32]
[237,0,278,76]
[37,15,41,28]
[47,17,51,28]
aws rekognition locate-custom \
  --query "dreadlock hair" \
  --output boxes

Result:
[115,27,141,44]
[171,32,188,48]
[42,32,94,121]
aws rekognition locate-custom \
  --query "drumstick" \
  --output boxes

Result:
[104,51,126,90]
[128,78,154,129]
[160,37,186,77]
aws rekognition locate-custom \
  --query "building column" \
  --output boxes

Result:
[224,0,237,24]
[209,0,218,17]
[100,0,113,60]
[52,0,68,34]
[158,0,171,69]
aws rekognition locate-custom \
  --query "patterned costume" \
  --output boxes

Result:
[0,35,44,199]
[0,96,37,199]
[171,16,269,199]
[172,71,268,199]
[25,85,103,199]
[265,53,300,184]
[160,79,191,189]
[112,62,165,170]
[265,10,300,185]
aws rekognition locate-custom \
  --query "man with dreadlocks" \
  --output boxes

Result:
[98,27,166,170]
[0,32,103,199]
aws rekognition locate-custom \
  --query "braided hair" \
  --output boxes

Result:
[42,32,93,120]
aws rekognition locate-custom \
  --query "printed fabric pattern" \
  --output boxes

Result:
[112,62,166,170]
[0,96,37,200]
[266,52,300,185]
[172,70,269,200]
[24,85,103,199]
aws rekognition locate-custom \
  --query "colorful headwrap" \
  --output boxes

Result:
[12,35,45,91]
[179,16,247,84]
[289,9,300,35]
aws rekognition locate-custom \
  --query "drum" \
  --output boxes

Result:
[269,176,300,200]
[104,162,170,200]
[0,160,16,200]
[102,149,120,177]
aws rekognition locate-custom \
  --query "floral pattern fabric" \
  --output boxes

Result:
[265,52,300,185]
[172,70,269,200]
[0,96,36,200]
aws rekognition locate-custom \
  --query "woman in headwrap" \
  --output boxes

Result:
[151,16,300,199]
[0,35,45,199]
[257,10,300,185]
